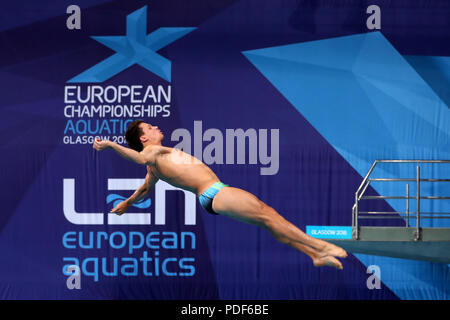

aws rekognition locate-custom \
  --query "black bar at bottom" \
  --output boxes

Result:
[0,300,448,317]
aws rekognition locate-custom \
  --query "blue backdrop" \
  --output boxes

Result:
[1,0,449,300]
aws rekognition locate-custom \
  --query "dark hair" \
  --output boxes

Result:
[125,120,145,151]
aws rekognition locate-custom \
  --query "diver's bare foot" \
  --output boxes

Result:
[316,240,347,259]
[313,255,343,270]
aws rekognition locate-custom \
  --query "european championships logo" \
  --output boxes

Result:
[63,6,194,145]
[68,5,195,83]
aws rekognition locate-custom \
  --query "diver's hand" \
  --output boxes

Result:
[93,138,111,151]
[110,200,130,216]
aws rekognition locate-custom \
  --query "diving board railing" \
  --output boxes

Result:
[352,160,450,241]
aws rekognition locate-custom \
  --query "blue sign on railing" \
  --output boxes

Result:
[306,226,353,239]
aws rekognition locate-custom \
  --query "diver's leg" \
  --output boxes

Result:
[212,187,347,268]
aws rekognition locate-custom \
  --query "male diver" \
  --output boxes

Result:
[93,120,347,269]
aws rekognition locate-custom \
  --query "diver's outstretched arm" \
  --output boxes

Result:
[93,138,155,165]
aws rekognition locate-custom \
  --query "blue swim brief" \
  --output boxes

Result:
[198,182,229,215]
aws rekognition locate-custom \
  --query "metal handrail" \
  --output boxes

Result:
[361,196,450,200]
[353,160,450,241]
